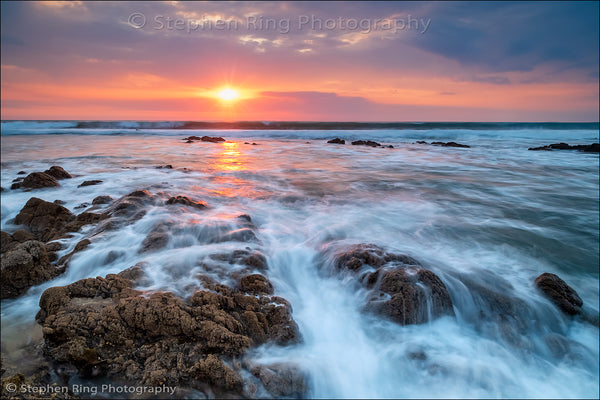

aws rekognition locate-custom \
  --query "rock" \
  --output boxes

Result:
[430,141,470,148]
[250,363,307,398]
[54,199,67,205]
[332,243,453,325]
[1,240,62,299]
[535,273,583,315]
[528,143,599,152]
[201,136,226,142]
[416,141,427,144]
[387,145,394,148]
[74,203,89,209]
[78,180,103,187]
[165,195,208,210]
[139,231,169,253]
[17,171,27,175]
[14,197,75,242]
[44,166,72,180]
[14,172,59,189]
[156,164,173,169]
[351,140,381,147]
[212,228,258,244]
[240,274,274,295]
[57,239,91,267]
[92,195,113,205]
[36,269,299,396]
[327,138,345,144]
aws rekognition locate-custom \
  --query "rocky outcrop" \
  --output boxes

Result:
[14,198,76,242]
[92,195,113,205]
[535,273,583,315]
[36,267,300,397]
[416,141,470,148]
[332,243,454,325]
[165,196,208,210]
[44,166,72,180]
[528,143,599,152]
[78,180,103,187]
[1,240,63,299]
[327,138,345,144]
[351,140,381,147]
[183,136,226,143]
[12,172,59,190]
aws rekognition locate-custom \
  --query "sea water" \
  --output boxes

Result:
[1,122,598,398]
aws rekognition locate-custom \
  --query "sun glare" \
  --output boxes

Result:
[217,88,239,101]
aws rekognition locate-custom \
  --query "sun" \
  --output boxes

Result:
[217,88,239,101]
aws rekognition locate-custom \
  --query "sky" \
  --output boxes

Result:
[1,1,598,122]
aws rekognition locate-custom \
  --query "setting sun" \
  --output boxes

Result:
[217,88,239,101]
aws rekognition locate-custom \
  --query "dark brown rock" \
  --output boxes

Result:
[36,269,299,396]
[17,172,59,189]
[1,240,62,299]
[165,195,208,210]
[92,195,113,205]
[327,138,345,144]
[240,274,274,295]
[44,166,72,180]
[139,231,169,253]
[14,197,75,242]
[351,140,381,147]
[535,273,583,315]
[430,141,470,148]
[529,143,599,152]
[78,180,103,187]
[201,136,226,142]
[250,363,307,398]
[332,243,453,325]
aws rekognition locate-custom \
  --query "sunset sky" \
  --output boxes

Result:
[1,1,598,122]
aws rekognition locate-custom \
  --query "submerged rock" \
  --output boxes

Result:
[327,138,345,144]
[78,180,103,187]
[165,195,208,210]
[44,166,72,180]
[535,272,583,315]
[36,267,300,397]
[430,141,471,148]
[528,143,599,152]
[331,243,454,325]
[351,140,381,147]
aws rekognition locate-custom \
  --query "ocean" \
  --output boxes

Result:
[1,121,599,398]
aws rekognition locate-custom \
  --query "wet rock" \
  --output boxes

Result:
[156,164,173,169]
[36,268,299,396]
[535,272,583,315]
[1,230,35,254]
[430,141,470,148]
[351,140,381,147]
[139,231,169,253]
[78,180,103,187]
[240,274,274,295]
[92,195,113,205]
[201,136,226,142]
[57,239,91,267]
[14,172,59,189]
[327,138,345,144]
[14,197,75,242]
[44,166,72,180]
[1,240,62,299]
[416,140,427,144]
[54,199,66,205]
[250,363,307,398]
[166,195,208,210]
[332,243,453,325]
[17,171,27,175]
[212,228,258,244]
[528,143,599,152]
[74,203,90,209]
